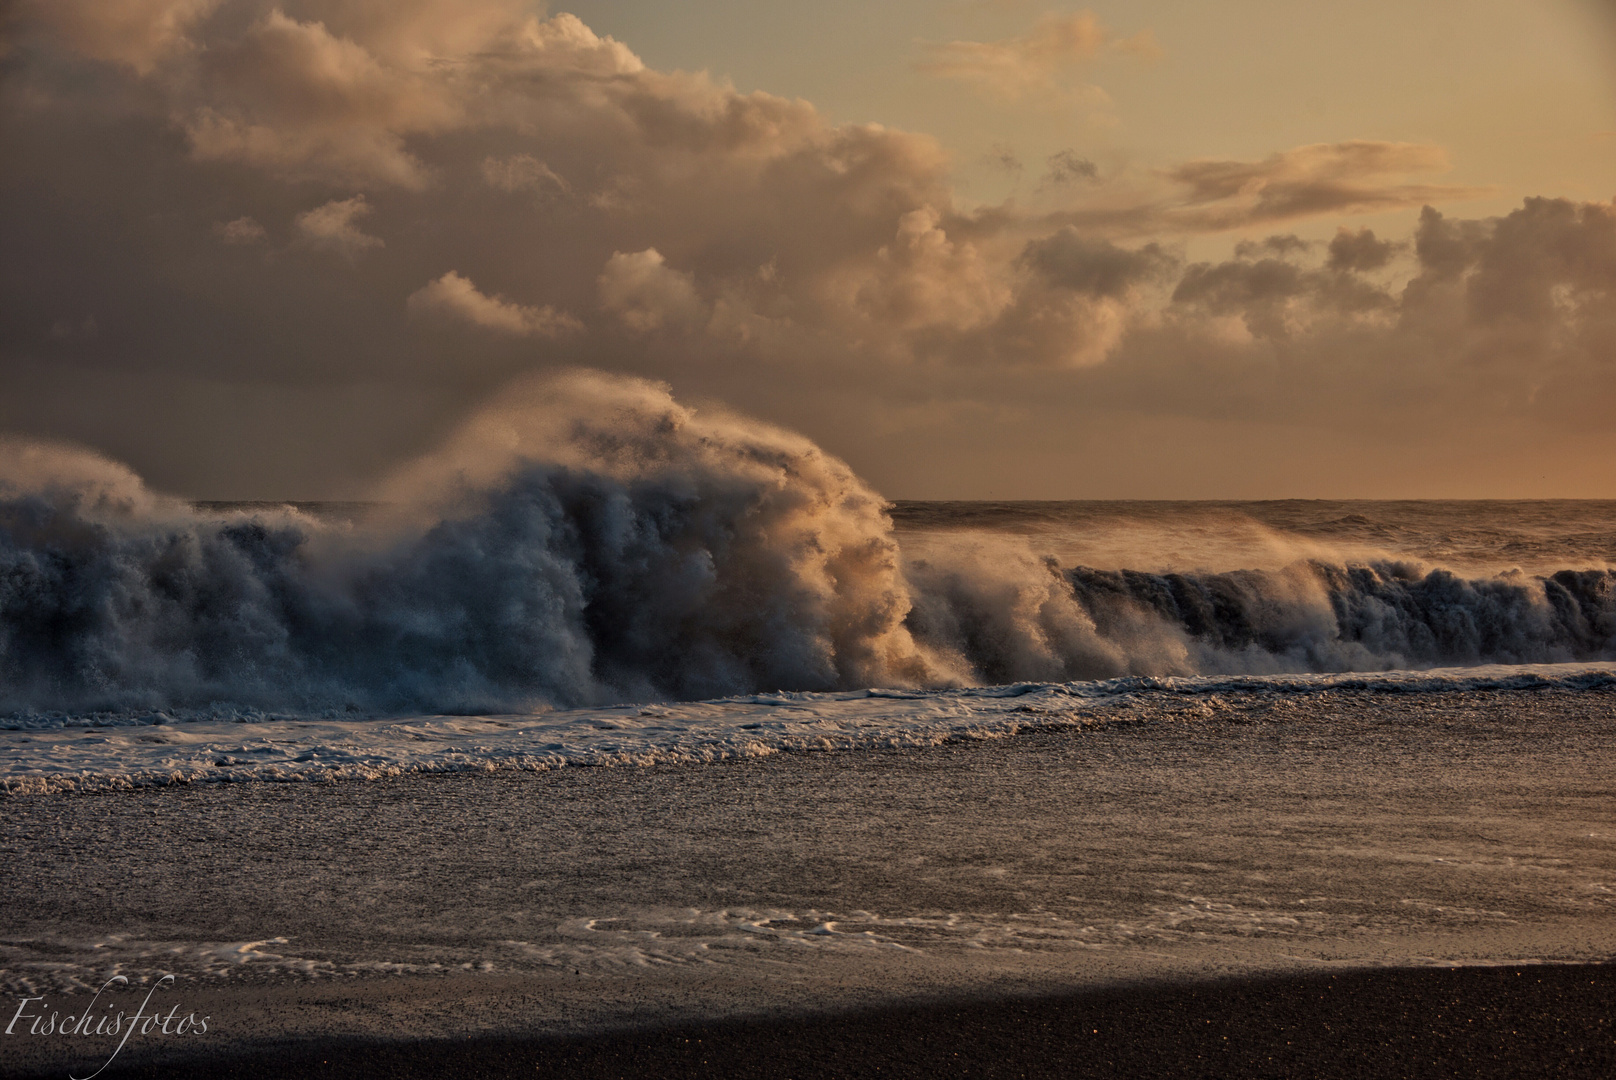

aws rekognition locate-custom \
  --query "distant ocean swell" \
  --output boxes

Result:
[1,372,1613,717]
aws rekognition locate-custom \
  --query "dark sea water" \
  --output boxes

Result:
[1,491,1612,794]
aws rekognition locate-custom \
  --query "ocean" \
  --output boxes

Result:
[2,410,1615,1072]
[2,494,1613,795]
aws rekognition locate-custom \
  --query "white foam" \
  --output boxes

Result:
[5,663,1611,795]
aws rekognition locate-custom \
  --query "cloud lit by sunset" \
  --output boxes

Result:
[2,0,1613,498]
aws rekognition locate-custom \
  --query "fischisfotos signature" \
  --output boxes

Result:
[5,974,209,1080]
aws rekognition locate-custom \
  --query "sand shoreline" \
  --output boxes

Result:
[6,963,1611,1079]
[5,690,1615,1076]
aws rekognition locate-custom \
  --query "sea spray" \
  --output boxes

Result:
[1,371,1614,717]
[1065,561,1616,672]
[0,372,956,714]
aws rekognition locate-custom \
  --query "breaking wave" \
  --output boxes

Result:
[1,371,1613,716]
[904,541,1614,685]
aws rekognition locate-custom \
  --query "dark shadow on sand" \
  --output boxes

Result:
[46,963,1616,1080]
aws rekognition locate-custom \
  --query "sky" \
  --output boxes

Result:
[2,0,1615,499]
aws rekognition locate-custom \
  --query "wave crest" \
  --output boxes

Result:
[0,373,951,713]
[2,373,1613,715]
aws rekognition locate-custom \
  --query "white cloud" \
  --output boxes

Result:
[3,1,1604,498]
[598,250,707,334]
[844,208,1012,335]
[213,216,267,244]
[294,195,384,258]
[407,271,582,338]
[182,9,461,189]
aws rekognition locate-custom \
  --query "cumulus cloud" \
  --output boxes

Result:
[0,0,1606,499]
[1426,197,1616,330]
[182,9,464,189]
[9,0,220,73]
[294,195,383,256]
[1325,227,1397,272]
[1137,196,1616,416]
[846,208,1012,336]
[408,271,582,337]
[597,250,708,334]
[1171,253,1394,339]
[1020,229,1177,298]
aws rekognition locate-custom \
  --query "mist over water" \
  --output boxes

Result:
[892,500,1616,577]
[1,372,1613,717]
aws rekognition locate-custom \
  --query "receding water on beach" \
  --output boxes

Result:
[4,679,1616,1074]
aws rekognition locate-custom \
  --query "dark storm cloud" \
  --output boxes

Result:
[1440,197,1616,325]
[1173,258,1309,307]
[1233,234,1313,260]
[1325,227,1396,272]
[1121,197,1616,431]
[1170,255,1393,339]
[1020,229,1177,298]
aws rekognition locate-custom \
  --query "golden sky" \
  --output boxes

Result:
[2,1,1615,497]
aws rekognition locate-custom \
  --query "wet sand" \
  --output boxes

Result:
[3,686,1615,1077]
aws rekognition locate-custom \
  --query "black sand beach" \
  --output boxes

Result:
[20,964,1612,1079]
[5,686,1615,1078]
